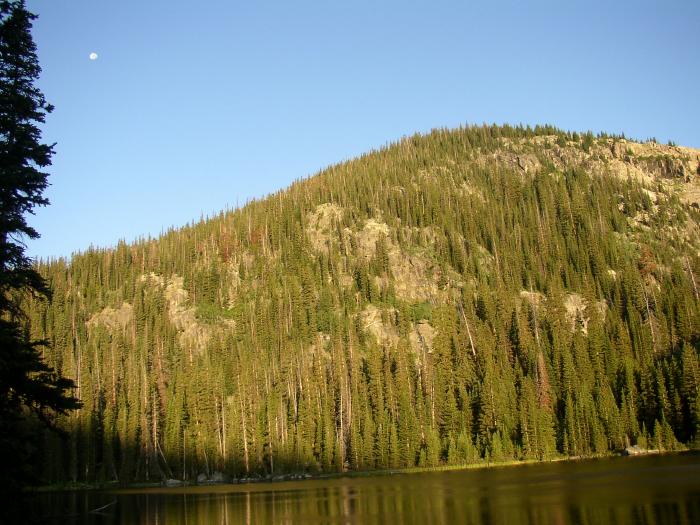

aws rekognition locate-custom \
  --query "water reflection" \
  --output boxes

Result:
[34,453,700,525]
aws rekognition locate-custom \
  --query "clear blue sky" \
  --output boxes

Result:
[26,0,700,260]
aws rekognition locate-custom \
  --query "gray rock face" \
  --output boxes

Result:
[659,156,690,181]
[610,141,625,159]
[197,473,208,484]
[165,479,183,487]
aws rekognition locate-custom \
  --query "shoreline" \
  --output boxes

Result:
[33,448,697,494]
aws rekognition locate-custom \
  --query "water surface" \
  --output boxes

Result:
[35,453,700,524]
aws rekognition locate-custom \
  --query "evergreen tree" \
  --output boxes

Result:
[0,0,79,500]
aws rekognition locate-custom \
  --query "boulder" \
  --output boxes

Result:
[211,471,227,483]
[196,473,208,484]
[165,479,183,487]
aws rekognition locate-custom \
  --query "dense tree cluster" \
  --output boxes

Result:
[26,124,700,483]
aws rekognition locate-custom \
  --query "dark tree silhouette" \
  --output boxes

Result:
[0,0,80,496]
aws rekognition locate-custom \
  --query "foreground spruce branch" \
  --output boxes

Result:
[0,0,79,503]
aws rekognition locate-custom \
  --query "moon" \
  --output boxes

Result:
[89,52,98,61]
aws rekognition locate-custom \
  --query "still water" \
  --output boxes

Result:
[34,453,700,524]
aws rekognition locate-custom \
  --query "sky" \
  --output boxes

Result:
[25,0,700,260]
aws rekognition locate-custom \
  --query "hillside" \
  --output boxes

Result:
[26,124,700,484]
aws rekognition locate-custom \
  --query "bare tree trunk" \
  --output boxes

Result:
[642,285,657,354]
[458,301,477,357]
[686,256,699,302]
[239,393,249,474]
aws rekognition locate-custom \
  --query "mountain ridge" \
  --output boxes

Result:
[26,124,700,483]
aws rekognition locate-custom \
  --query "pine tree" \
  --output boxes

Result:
[0,0,80,501]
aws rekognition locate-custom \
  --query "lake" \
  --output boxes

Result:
[33,453,700,524]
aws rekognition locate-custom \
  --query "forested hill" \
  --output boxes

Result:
[27,125,700,484]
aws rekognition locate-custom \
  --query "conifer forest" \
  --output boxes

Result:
[25,125,700,484]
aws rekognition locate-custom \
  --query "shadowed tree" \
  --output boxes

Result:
[0,0,80,503]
